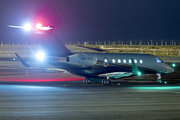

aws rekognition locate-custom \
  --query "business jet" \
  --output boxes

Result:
[8,23,174,85]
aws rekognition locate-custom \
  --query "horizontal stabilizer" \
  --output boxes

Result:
[76,45,105,52]
[15,53,31,67]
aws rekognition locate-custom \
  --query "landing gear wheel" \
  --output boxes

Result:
[102,80,106,85]
[105,80,110,85]
[157,79,162,83]
[156,73,162,83]
[83,78,86,84]
[83,78,91,84]
[102,78,111,85]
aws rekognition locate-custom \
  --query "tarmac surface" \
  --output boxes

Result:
[0,63,179,120]
[0,83,180,120]
[0,49,179,120]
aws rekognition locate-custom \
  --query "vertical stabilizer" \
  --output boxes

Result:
[37,33,72,57]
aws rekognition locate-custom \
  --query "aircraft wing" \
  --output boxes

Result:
[99,59,141,79]
[99,72,133,79]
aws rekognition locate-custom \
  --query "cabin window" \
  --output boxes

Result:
[112,59,115,63]
[134,59,137,63]
[118,59,121,63]
[156,57,163,63]
[129,59,132,63]
[140,60,143,64]
[123,59,126,63]
[104,59,108,63]
[103,57,108,67]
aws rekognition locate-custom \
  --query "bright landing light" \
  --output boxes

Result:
[24,23,31,31]
[36,51,45,61]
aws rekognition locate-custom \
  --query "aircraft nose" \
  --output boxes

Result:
[168,67,174,73]
[166,64,174,73]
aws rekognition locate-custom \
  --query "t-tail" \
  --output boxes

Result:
[8,24,72,57]
[37,33,72,57]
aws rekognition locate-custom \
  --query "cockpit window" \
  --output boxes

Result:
[156,57,163,63]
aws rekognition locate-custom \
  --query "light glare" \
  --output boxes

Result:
[36,23,42,29]
[36,51,45,61]
[24,23,31,30]
[138,72,141,76]
[172,63,176,67]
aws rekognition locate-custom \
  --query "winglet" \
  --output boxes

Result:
[15,53,31,67]
[131,59,141,75]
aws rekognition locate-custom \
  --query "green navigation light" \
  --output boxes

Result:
[138,72,141,76]
[172,63,176,67]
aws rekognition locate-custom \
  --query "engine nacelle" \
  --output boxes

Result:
[66,53,97,66]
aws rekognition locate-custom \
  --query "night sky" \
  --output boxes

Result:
[0,0,180,43]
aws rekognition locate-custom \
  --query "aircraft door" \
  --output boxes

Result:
[103,57,108,67]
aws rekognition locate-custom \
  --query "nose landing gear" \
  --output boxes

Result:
[156,73,162,83]
[83,77,113,85]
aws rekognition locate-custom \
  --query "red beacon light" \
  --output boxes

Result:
[35,23,53,30]
[36,23,42,29]
[7,22,54,34]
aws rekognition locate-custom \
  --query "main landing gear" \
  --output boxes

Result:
[102,77,112,85]
[156,73,162,83]
[83,78,91,84]
[83,77,112,85]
